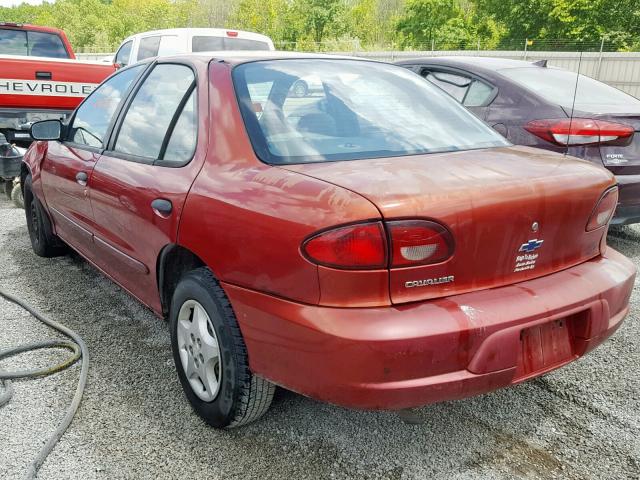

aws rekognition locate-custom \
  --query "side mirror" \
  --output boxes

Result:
[30,119,62,141]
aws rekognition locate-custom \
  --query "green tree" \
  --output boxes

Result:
[292,0,345,44]
[396,0,459,48]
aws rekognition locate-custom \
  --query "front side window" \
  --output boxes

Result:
[115,40,132,67]
[234,60,509,165]
[137,36,161,61]
[114,64,195,161]
[69,65,144,148]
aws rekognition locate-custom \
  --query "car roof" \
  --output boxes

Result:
[121,28,273,44]
[163,50,365,66]
[397,56,542,72]
[0,22,65,35]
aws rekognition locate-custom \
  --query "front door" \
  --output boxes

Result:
[41,64,146,256]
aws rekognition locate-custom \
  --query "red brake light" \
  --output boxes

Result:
[226,30,239,37]
[586,187,618,231]
[303,222,386,269]
[387,220,454,267]
[525,118,634,146]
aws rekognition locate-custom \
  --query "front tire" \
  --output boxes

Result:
[24,175,66,257]
[170,267,275,428]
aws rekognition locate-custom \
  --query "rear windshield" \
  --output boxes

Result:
[233,60,509,164]
[499,67,640,113]
[192,36,270,52]
[0,28,68,58]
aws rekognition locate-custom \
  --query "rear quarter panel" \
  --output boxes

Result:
[177,61,384,305]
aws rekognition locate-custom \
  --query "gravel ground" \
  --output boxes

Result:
[1,194,639,480]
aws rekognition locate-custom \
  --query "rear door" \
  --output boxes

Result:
[40,64,145,256]
[88,61,205,310]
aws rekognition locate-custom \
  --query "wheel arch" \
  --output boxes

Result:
[157,244,208,318]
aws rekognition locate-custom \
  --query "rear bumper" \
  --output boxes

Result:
[613,174,640,225]
[224,247,635,410]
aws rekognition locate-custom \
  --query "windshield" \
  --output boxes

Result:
[499,67,640,113]
[233,60,509,164]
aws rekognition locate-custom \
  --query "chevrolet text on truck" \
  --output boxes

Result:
[0,22,116,205]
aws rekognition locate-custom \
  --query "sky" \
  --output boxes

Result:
[1,0,52,6]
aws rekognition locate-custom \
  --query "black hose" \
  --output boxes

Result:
[0,287,89,479]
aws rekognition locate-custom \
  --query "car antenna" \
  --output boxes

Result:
[532,59,548,67]
[566,51,582,155]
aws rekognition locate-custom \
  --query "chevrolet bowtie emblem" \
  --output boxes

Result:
[519,239,544,253]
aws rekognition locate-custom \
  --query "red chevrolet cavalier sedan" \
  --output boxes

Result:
[22,52,636,428]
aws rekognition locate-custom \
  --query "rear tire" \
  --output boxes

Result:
[11,183,23,209]
[24,175,66,257]
[170,267,275,428]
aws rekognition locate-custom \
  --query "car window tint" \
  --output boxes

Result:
[115,40,132,66]
[158,35,180,56]
[192,36,224,52]
[69,65,144,148]
[27,31,67,58]
[137,36,161,60]
[114,64,195,160]
[499,67,640,112]
[163,90,197,164]
[464,80,494,107]
[0,28,27,55]
[192,35,270,52]
[424,72,471,102]
[234,60,509,165]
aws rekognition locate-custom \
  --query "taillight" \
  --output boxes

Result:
[387,220,454,267]
[303,220,454,269]
[525,118,634,146]
[226,30,239,37]
[586,187,618,231]
[302,222,387,269]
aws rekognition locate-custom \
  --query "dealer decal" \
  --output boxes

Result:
[0,79,97,97]
[514,238,544,272]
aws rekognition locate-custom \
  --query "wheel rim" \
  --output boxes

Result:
[176,300,221,402]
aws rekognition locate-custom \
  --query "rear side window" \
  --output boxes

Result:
[192,36,270,52]
[69,65,145,148]
[114,64,196,162]
[424,70,494,107]
[115,40,132,67]
[0,28,68,58]
[137,36,161,60]
[163,90,197,164]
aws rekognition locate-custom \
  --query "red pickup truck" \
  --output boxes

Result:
[1,22,115,204]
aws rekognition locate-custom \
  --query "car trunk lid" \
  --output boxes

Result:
[563,109,640,173]
[282,145,614,304]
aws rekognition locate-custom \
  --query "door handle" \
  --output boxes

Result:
[151,198,173,217]
[76,171,88,186]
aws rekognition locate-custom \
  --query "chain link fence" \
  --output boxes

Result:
[76,38,640,97]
